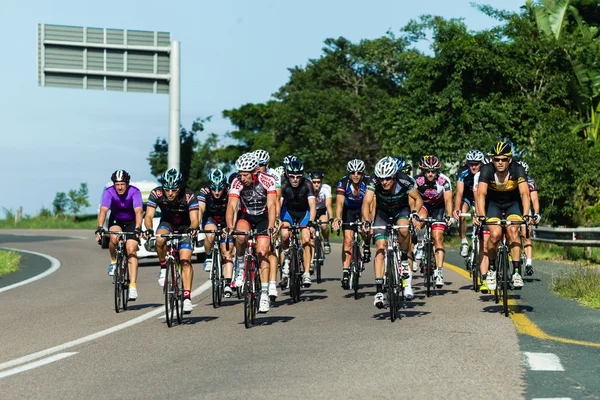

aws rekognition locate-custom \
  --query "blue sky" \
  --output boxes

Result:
[1,0,526,216]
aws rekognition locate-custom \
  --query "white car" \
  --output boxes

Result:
[99,180,206,261]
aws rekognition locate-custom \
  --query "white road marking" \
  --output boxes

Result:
[0,248,61,294]
[522,352,565,371]
[0,352,78,380]
[532,398,572,400]
[0,280,210,372]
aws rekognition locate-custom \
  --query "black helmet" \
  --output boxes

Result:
[490,141,513,157]
[286,160,305,175]
[111,170,130,184]
[310,169,324,179]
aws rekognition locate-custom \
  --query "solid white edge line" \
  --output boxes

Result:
[0,279,211,372]
[522,352,565,371]
[0,352,78,379]
[0,248,61,294]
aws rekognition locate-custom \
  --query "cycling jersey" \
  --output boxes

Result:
[477,162,526,204]
[266,167,282,189]
[281,178,315,213]
[229,172,277,216]
[456,164,476,200]
[336,174,370,210]
[315,184,332,210]
[198,185,229,225]
[367,173,415,214]
[100,185,143,221]
[147,187,199,226]
[527,176,538,193]
[415,173,452,209]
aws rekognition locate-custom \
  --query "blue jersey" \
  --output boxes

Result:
[336,174,370,210]
[456,165,476,199]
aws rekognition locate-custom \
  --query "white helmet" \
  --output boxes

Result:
[374,157,398,179]
[518,160,530,174]
[235,152,259,172]
[347,159,365,173]
[275,165,285,177]
[466,150,484,163]
[253,149,270,165]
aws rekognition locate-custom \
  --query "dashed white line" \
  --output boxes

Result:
[0,248,61,294]
[0,279,210,372]
[522,352,565,371]
[0,352,78,379]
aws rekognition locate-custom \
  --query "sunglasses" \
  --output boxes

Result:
[258,162,268,167]
[425,169,438,173]
[493,157,509,163]
[210,185,224,191]
[380,177,394,182]
[289,174,303,180]
[350,171,362,175]
[312,180,322,184]
[468,162,480,167]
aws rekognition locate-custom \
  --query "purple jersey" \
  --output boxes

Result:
[101,185,143,221]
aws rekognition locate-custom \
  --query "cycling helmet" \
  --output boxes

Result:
[286,160,305,175]
[392,156,407,171]
[517,160,530,174]
[465,150,485,163]
[482,155,493,165]
[347,159,365,173]
[275,165,286,177]
[162,168,183,190]
[235,152,259,172]
[490,141,513,157]
[419,155,441,170]
[374,157,398,179]
[253,149,270,166]
[402,163,413,175]
[281,154,298,167]
[310,170,324,179]
[208,169,225,190]
[111,170,130,184]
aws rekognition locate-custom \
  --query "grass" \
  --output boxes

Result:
[0,250,21,276]
[552,266,600,309]
[0,214,97,229]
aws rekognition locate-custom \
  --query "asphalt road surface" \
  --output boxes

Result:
[2,229,595,399]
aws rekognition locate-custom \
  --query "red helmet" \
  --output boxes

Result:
[418,155,441,170]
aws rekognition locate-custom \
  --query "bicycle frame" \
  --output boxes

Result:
[459,213,481,292]
[231,229,261,328]
[340,221,365,299]
[418,217,445,298]
[156,233,189,327]
[282,223,310,303]
[105,231,135,313]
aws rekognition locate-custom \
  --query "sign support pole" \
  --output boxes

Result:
[168,40,180,171]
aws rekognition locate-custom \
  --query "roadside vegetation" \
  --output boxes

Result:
[552,266,600,309]
[0,250,21,276]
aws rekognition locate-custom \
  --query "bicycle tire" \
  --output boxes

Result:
[243,275,252,329]
[165,259,176,327]
[288,247,298,302]
[352,242,360,299]
[211,257,218,308]
[387,250,397,322]
[314,236,323,284]
[114,253,123,313]
[295,247,303,303]
[425,240,433,298]
[122,255,129,311]
[472,239,479,292]
[502,249,509,317]
[253,259,260,324]
[175,264,183,324]
[215,250,223,306]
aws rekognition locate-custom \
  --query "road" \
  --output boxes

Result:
[0,229,597,399]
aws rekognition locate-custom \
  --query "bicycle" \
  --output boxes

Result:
[199,226,229,308]
[417,217,446,298]
[104,231,136,313]
[459,213,481,292]
[484,218,529,317]
[338,221,367,299]
[370,219,412,322]
[156,233,189,327]
[231,229,261,328]
[282,223,312,303]
[312,221,329,284]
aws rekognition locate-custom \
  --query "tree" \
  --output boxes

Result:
[67,183,91,217]
[52,192,68,216]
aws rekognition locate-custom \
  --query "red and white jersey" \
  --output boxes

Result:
[315,184,332,210]
[415,172,452,209]
[229,172,277,215]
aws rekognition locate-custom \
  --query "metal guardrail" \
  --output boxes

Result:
[532,226,600,247]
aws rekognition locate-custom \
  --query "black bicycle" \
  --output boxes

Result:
[460,213,481,292]
[232,229,261,328]
[418,217,446,298]
[370,219,412,322]
[199,226,228,308]
[485,218,529,317]
[339,221,367,299]
[156,233,188,327]
[312,221,329,284]
[104,231,136,313]
[282,223,312,303]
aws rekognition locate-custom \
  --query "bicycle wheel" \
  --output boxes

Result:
[243,275,252,329]
[164,260,176,327]
[211,251,219,308]
[501,250,509,317]
[175,265,183,324]
[122,255,129,311]
[294,247,303,302]
[253,260,260,324]
[387,251,397,322]
[215,250,223,307]
[425,240,433,298]
[114,253,123,313]
[471,239,479,293]
[288,247,298,302]
[351,243,361,299]
[314,236,323,284]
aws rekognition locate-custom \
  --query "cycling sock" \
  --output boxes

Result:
[526,258,532,265]
[512,261,520,274]
[159,259,167,268]
[130,282,137,289]
[489,259,495,270]
[110,258,117,264]
[400,250,408,261]
[224,278,232,286]
[375,277,383,293]
[261,283,268,293]
[183,290,191,299]
[482,274,487,281]
[237,256,244,268]
[461,238,468,244]
[269,280,277,287]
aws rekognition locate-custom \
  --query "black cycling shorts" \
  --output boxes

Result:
[156,220,193,250]
[316,208,328,219]
[373,207,410,240]
[485,200,523,222]
[342,208,362,231]
[108,217,139,242]
[237,212,270,238]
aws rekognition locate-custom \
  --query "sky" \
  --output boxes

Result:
[0,0,526,217]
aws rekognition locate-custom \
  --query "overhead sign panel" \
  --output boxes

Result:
[38,24,171,94]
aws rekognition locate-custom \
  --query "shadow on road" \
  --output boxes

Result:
[126,302,161,311]
[372,310,432,320]
[255,315,295,326]
[182,316,219,325]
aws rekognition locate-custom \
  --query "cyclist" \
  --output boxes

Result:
[414,155,454,288]
[475,142,531,290]
[254,149,283,301]
[363,157,422,306]
[332,159,370,289]
[280,160,317,288]
[517,160,541,275]
[198,169,236,296]
[226,152,278,313]
[453,150,484,257]
[96,170,143,300]
[310,169,333,254]
[144,168,200,314]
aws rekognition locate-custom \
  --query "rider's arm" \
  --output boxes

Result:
[335,193,344,220]
[475,182,488,218]
[132,190,143,229]
[308,197,317,222]
[531,190,540,215]
[267,192,277,230]
[326,196,333,221]
[518,181,531,216]
[226,196,239,230]
[275,188,282,216]
[97,206,109,228]
[144,205,156,229]
[444,190,454,218]
[453,181,464,214]
[198,201,206,223]
[408,187,423,211]
[362,190,375,223]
